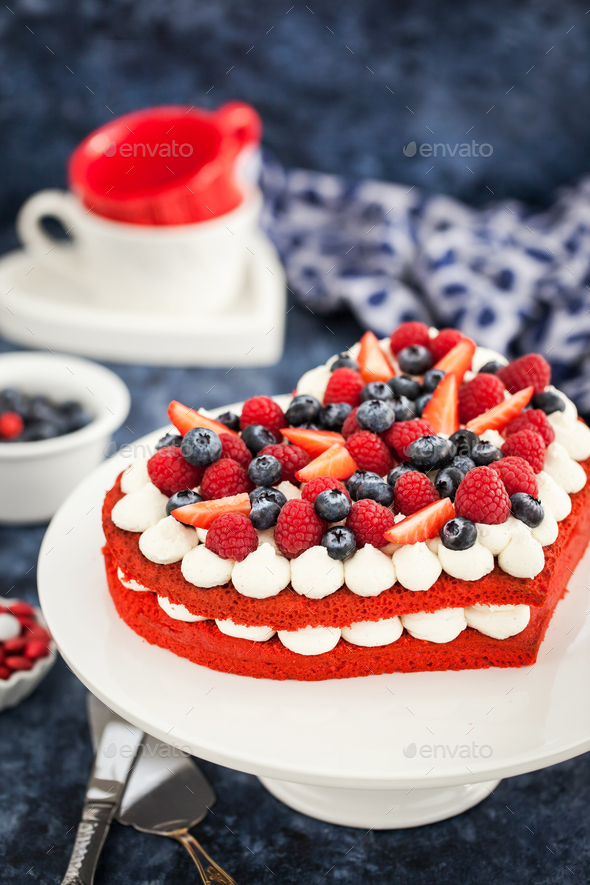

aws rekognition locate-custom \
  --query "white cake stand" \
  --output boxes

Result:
[38,424,590,829]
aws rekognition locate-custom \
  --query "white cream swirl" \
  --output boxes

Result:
[393,542,441,592]
[343,545,396,596]
[111,482,169,533]
[291,546,344,599]
[181,545,234,589]
[401,608,467,643]
[231,543,291,599]
[341,617,403,647]
[139,516,199,565]
[464,603,530,639]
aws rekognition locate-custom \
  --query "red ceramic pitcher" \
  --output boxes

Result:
[69,102,261,225]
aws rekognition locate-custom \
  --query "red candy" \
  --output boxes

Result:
[3,637,26,654]
[5,655,33,671]
[25,640,50,660]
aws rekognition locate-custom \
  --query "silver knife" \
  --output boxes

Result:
[61,708,143,885]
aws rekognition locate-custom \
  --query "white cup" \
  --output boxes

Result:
[16,187,262,315]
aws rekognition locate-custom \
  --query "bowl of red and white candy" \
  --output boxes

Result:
[0,598,55,711]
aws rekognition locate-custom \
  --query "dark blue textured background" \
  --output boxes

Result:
[0,1,589,883]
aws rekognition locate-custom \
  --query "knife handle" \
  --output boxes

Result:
[61,801,114,885]
[176,832,238,885]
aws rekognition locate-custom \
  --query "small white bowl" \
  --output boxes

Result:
[0,599,56,712]
[0,351,130,524]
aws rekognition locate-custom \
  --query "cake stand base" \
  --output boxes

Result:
[258,777,501,829]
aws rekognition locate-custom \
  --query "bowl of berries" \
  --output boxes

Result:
[0,598,55,711]
[0,351,130,524]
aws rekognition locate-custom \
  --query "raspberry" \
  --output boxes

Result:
[504,409,555,447]
[345,499,395,548]
[502,428,545,473]
[389,321,431,355]
[274,499,326,559]
[323,368,365,408]
[345,431,392,475]
[394,471,439,516]
[200,458,253,500]
[240,396,286,441]
[259,443,310,483]
[490,456,538,497]
[428,328,464,363]
[497,354,551,396]
[220,434,252,469]
[0,411,24,440]
[382,419,434,461]
[147,447,204,497]
[342,406,361,439]
[454,466,511,525]
[458,374,506,425]
[205,512,258,562]
[301,475,350,504]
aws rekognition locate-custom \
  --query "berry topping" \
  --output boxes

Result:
[490,456,538,497]
[471,441,503,466]
[249,492,283,530]
[478,360,504,375]
[321,526,357,561]
[240,396,286,441]
[341,406,362,439]
[454,465,511,525]
[440,516,478,550]
[357,476,395,507]
[200,458,253,500]
[422,373,459,435]
[281,427,344,457]
[314,488,352,522]
[346,470,382,500]
[166,488,203,518]
[394,470,439,516]
[241,424,277,455]
[531,391,565,415]
[387,375,422,400]
[249,486,288,508]
[259,443,310,482]
[497,353,551,396]
[389,395,416,421]
[428,328,464,363]
[0,411,24,440]
[458,374,506,424]
[435,466,465,500]
[407,435,455,471]
[330,352,359,371]
[168,400,238,437]
[504,409,555,446]
[361,381,394,403]
[323,367,365,408]
[502,428,545,473]
[155,432,182,451]
[383,498,456,545]
[383,419,435,460]
[219,434,252,470]
[206,512,258,562]
[449,429,479,457]
[301,475,350,504]
[181,427,222,467]
[433,338,477,383]
[285,394,322,427]
[389,321,431,355]
[357,330,395,383]
[345,431,392,475]
[451,455,476,476]
[466,386,534,435]
[510,493,545,528]
[274,499,327,559]
[414,393,433,417]
[215,411,241,432]
[296,443,358,482]
[356,399,395,433]
[147,447,204,497]
[248,454,283,487]
[421,368,446,393]
[346,498,395,548]
[397,345,433,375]
[318,402,353,432]
[386,463,414,489]
[170,493,251,529]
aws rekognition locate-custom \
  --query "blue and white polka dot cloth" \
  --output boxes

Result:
[261,162,590,413]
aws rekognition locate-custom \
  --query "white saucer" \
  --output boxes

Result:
[0,233,285,366]
[37,417,590,829]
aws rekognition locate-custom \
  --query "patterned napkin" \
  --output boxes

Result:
[261,161,590,413]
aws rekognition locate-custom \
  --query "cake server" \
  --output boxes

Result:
[87,693,237,885]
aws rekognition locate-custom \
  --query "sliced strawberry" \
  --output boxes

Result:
[168,400,239,437]
[295,444,358,482]
[433,338,476,383]
[172,493,251,529]
[281,427,345,457]
[421,373,459,435]
[357,330,395,383]
[466,386,534,435]
[383,498,456,545]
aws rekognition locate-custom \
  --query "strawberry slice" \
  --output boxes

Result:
[168,400,239,437]
[421,373,459,435]
[383,498,455,545]
[466,386,534,435]
[357,330,395,383]
[295,443,358,482]
[433,338,476,383]
[171,493,251,529]
[281,427,345,457]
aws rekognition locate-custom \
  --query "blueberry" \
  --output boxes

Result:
[387,375,421,400]
[440,516,478,550]
[58,401,92,433]
[451,455,476,477]
[167,488,203,518]
[0,388,28,416]
[298,423,320,430]
[478,360,504,375]
[250,499,282,530]
[435,466,464,499]
[27,395,58,423]
[215,411,240,432]
[285,394,321,427]
[360,382,394,403]
[531,391,566,415]
[155,432,182,451]
[471,441,503,466]
[330,353,359,372]
[318,402,352,431]
[390,395,415,421]
[346,469,382,500]
[510,493,544,527]
[321,526,357,561]
[386,463,414,489]
[356,399,395,433]
[422,369,446,393]
[357,477,394,507]
[240,424,276,455]
[408,435,456,470]
[181,427,222,466]
[249,486,287,508]
[314,488,351,522]
[449,429,479,457]
[397,345,433,375]
[248,454,283,486]
[414,393,432,417]
[21,420,60,441]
